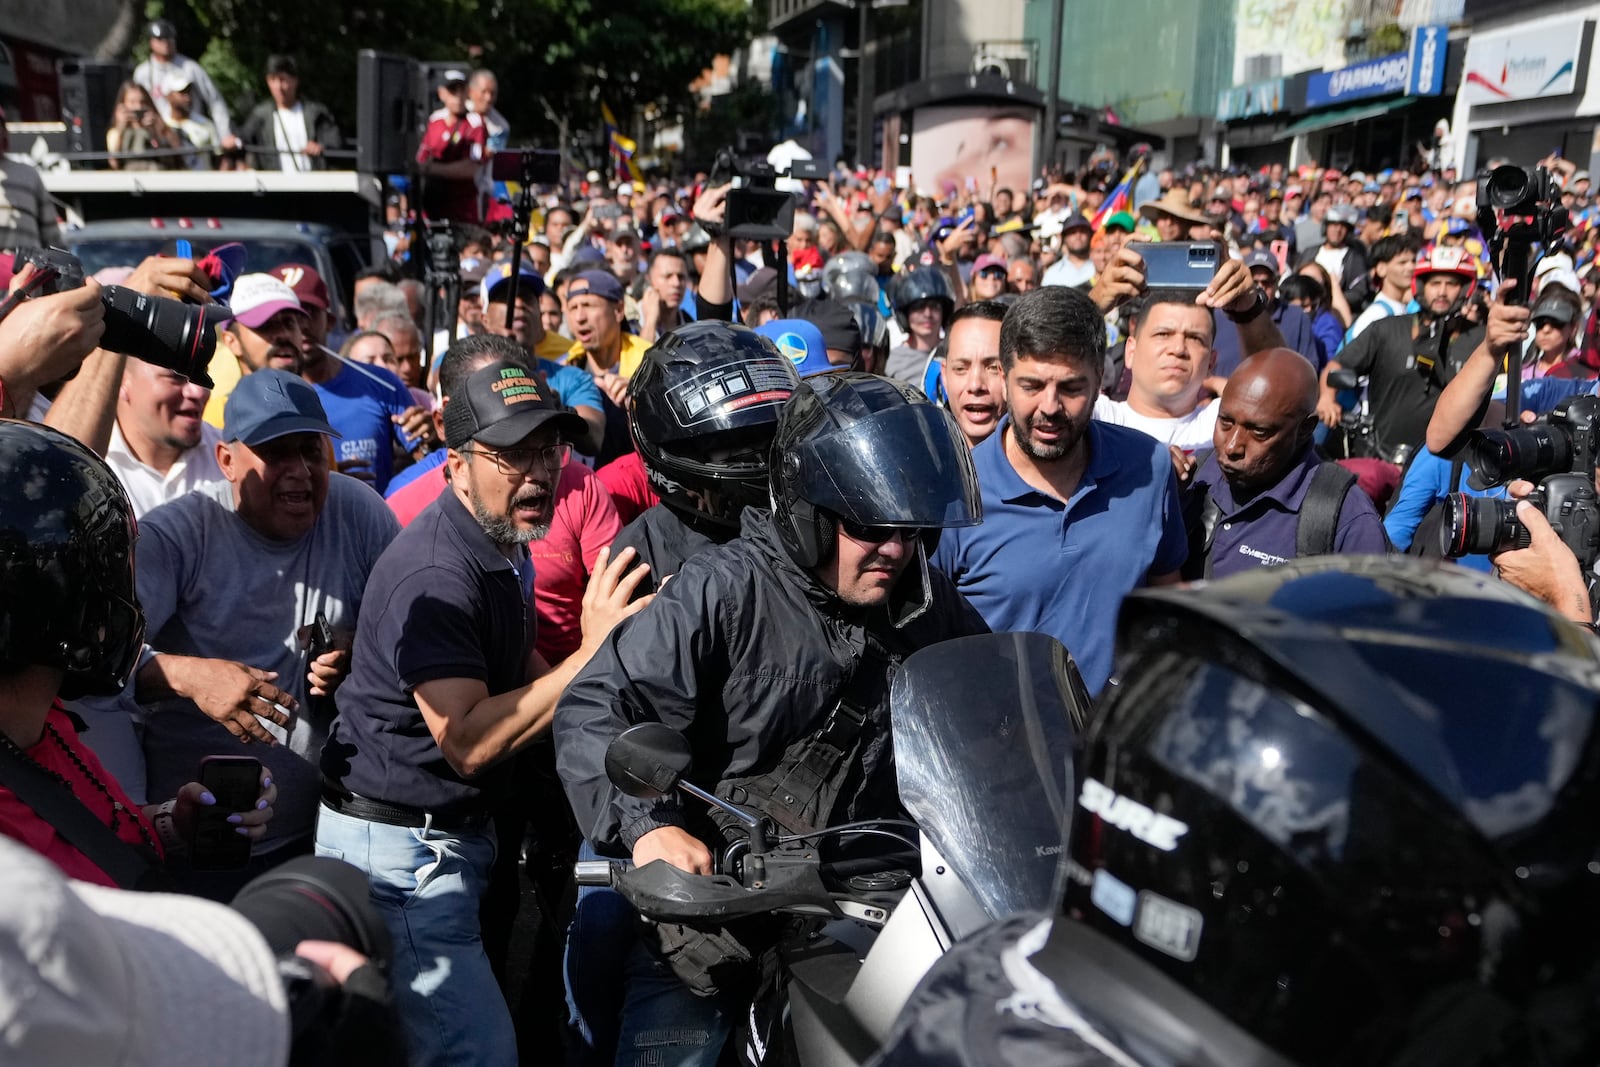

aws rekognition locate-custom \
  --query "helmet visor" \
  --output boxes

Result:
[790,404,981,529]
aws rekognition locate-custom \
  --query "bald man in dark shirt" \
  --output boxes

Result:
[1183,348,1390,579]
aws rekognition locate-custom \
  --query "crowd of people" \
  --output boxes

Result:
[6,34,1600,1067]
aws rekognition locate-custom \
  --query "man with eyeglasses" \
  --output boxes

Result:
[317,343,648,1067]
[556,373,989,1062]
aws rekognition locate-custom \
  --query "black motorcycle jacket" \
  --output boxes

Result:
[609,502,736,600]
[554,506,989,855]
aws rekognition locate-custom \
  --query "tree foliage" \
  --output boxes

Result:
[152,0,756,158]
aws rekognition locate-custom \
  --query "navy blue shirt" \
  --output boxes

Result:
[1211,302,1318,378]
[322,487,532,810]
[1191,448,1390,579]
[932,418,1188,694]
[313,361,416,494]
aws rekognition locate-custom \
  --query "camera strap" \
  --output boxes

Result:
[0,729,171,891]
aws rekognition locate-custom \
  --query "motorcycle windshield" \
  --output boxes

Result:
[891,632,1089,920]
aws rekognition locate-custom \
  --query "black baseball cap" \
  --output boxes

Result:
[1531,295,1577,327]
[795,298,861,353]
[443,361,587,449]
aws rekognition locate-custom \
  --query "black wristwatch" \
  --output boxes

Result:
[1225,286,1269,323]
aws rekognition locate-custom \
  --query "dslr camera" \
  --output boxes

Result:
[708,147,828,241]
[1442,395,1600,586]
[7,248,226,386]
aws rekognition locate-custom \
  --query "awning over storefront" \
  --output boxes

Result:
[1279,98,1415,138]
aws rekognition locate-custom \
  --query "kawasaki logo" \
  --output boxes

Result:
[1079,778,1189,851]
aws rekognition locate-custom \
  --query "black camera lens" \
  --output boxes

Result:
[1466,426,1571,487]
[231,854,392,966]
[1486,165,1536,212]
[98,284,221,386]
[1441,492,1532,557]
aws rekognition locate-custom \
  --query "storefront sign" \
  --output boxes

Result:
[1461,17,1588,105]
[1305,24,1448,108]
[1217,78,1286,123]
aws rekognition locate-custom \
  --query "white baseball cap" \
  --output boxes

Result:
[225,273,306,330]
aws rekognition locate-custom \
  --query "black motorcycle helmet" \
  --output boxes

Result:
[0,419,144,697]
[628,321,801,528]
[770,372,980,569]
[1057,556,1600,1066]
[888,267,955,332]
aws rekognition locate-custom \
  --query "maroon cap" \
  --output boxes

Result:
[269,262,329,311]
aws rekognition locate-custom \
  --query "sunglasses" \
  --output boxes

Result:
[976,267,1007,279]
[838,517,919,544]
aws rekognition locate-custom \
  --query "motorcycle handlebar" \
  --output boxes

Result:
[574,859,628,887]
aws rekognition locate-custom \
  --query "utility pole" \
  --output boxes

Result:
[1040,0,1065,175]
[855,0,874,168]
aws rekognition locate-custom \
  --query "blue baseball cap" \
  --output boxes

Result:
[223,369,340,446]
[566,270,624,304]
[756,319,832,377]
[481,262,545,306]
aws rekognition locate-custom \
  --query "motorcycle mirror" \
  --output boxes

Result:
[604,722,693,800]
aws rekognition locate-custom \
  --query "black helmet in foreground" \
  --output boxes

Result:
[770,372,980,569]
[888,268,955,331]
[628,321,800,528]
[1055,557,1600,1066]
[0,419,144,697]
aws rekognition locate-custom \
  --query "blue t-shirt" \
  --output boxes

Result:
[1383,448,1502,573]
[1512,376,1598,415]
[931,419,1188,694]
[384,447,445,498]
[540,357,603,411]
[314,362,417,494]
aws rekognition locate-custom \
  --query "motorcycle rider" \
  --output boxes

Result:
[1316,244,1483,490]
[614,320,801,595]
[885,268,956,384]
[555,373,989,1063]
[875,556,1600,1066]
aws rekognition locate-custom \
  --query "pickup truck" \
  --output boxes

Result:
[42,170,389,328]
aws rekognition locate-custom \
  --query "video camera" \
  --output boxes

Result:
[1,248,226,385]
[1475,164,1569,308]
[1442,395,1600,593]
[709,147,828,242]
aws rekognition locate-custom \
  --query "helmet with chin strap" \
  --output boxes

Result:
[1412,243,1478,310]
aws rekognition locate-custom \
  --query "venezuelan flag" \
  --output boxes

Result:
[1090,158,1143,235]
[601,102,644,183]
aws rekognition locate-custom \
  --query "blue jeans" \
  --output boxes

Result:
[315,803,516,1067]
[564,841,731,1067]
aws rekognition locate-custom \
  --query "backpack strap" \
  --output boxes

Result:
[0,735,169,891]
[1296,462,1358,559]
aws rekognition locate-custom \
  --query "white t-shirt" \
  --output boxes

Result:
[1093,394,1218,452]
[1042,255,1095,289]
[1314,244,1349,285]
[273,103,310,172]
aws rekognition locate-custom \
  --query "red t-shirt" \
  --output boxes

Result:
[388,461,622,664]
[416,112,487,224]
[0,705,161,887]
[596,452,658,527]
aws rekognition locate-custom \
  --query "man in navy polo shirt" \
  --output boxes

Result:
[1183,348,1389,580]
[931,286,1186,694]
[316,341,650,1067]
[932,263,1278,694]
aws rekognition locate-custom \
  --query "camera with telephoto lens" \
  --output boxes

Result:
[231,855,404,1066]
[1441,396,1600,580]
[9,248,226,385]
[708,147,829,242]
[1475,165,1569,307]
